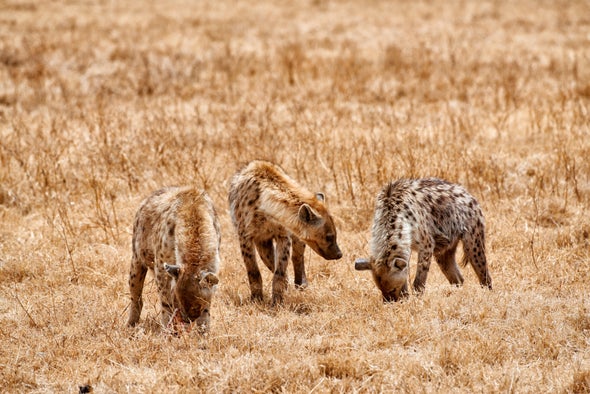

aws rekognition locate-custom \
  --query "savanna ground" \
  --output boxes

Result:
[1,0,590,392]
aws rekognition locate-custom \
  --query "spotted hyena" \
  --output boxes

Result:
[127,186,220,332]
[228,160,343,304]
[355,178,492,302]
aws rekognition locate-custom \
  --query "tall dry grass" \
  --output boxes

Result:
[1,0,589,392]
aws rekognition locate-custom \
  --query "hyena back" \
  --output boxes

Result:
[127,186,220,332]
[228,160,342,304]
[355,178,492,302]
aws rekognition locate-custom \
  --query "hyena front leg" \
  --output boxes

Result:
[291,236,308,289]
[255,238,275,272]
[413,248,434,294]
[127,250,149,327]
[435,243,464,286]
[154,260,174,326]
[240,235,264,301]
[272,235,292,305]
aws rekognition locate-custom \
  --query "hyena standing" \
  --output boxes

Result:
[127,186,220,332]
[355,178,492,302]
[228,160,343,304]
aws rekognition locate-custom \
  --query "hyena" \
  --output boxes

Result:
[355,178,492,302]
[228,160,342,304]
[127,186,220,332]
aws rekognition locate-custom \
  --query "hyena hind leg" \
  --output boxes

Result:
[461,234,492,290]
[240,236,265,301]
[435,244,464,286]
[127,254,148,327]
[255,238,275,272]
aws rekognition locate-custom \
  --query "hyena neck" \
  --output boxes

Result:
[258,188,318,236]
[175,227,219,272]
[371,221,413,261]
[181,252,218,272]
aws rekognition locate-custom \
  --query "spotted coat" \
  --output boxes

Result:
[355,178,492,302]
[228,160,342,304]
[127,186,220,331]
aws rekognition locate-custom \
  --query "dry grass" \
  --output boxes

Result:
[1,0,589,392]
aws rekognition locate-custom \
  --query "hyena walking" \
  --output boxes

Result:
[229,160,342,304]
[127,186,220,332]
[355,178,492,302]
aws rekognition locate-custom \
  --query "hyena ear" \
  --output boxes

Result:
[164,263,181,279]
[354,258,372,271]
[199,271,219,288]
[298,203,322,225]
[315,192,325,202]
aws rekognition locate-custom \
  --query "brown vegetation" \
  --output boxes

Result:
[1,0,589,392]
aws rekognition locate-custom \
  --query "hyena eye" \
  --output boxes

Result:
[326,234,335,243]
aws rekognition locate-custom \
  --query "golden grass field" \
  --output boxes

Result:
[1,0,590,392]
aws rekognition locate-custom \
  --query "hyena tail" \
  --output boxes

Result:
[461,228,492,290]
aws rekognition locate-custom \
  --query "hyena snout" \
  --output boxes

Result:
[171,309,210,333]
[320,230,342,260]
[166,265,218,330]
[324,243,343,260]
[193,310,211,331]
[355,257,409,302]
[315,241,342,260]
[382,288,403,302]
[305,235,342,260]
[378,277,409,303]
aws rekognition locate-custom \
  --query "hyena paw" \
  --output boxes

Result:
[271,293,285,306]
[294,279,308,290]
[250,292,264,302]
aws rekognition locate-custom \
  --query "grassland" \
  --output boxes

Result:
[1,0,589,392]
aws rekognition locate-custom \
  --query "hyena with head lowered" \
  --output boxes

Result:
[229,160,343,304]
[355,178,492,302]
[127,186,220,332]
